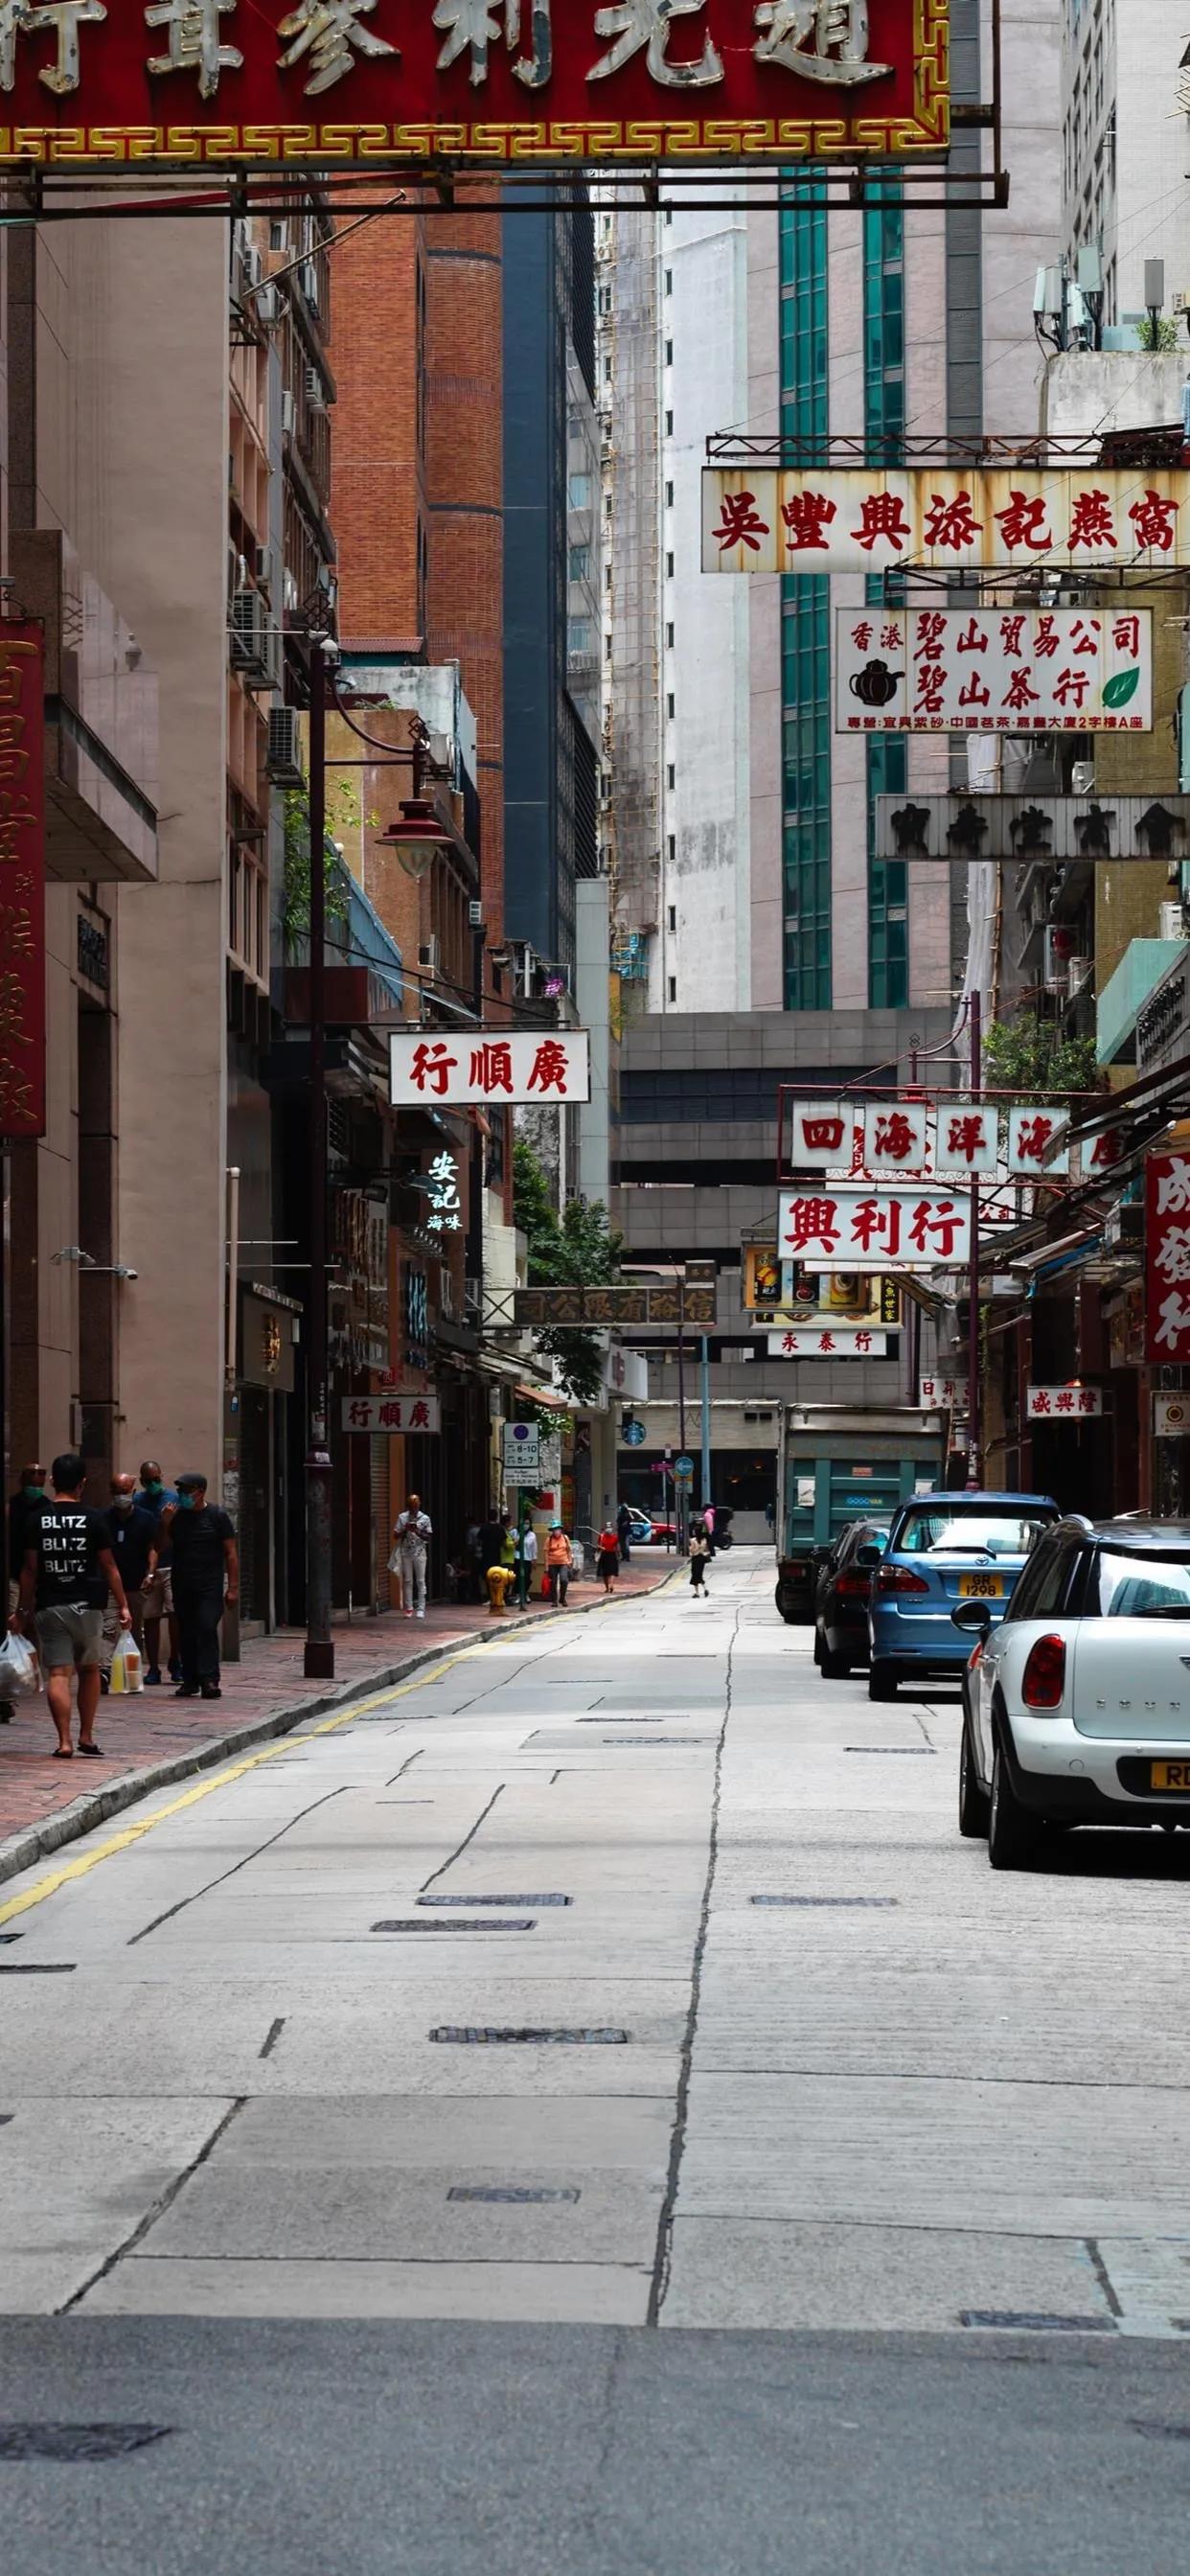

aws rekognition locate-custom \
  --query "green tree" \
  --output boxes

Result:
[281,781,366,954]
[513,1139,624,1408]
[981,1010,1099,1103]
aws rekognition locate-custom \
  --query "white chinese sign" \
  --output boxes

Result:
[787,1099,1071,1181]
[934,1106,997,1178]
[391,1029,589,1106]
[341,1393,441,1433]
[768,1328,888,1357]
[779,1188,972,1271]
[424,1147,463,1234]
[861,1101,930,1175]
[920,1376,969,1409]
[1006,1106,1069,1177]
[786,1099,857,1168]
[1026,1386,1103,1420]
[704,471,1189,576]
[835,607,1151,735]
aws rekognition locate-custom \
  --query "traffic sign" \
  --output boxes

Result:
[674,1454,694,1485]
[503,1421,539,1484]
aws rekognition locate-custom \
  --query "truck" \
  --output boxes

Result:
[774,1403,945,1623]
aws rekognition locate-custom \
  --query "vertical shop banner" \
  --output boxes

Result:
[0,624,45,1139]
[1146,1153,1190,1362]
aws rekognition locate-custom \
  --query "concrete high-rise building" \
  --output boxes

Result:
[1062,0,1189,327]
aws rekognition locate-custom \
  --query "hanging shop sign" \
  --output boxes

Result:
[834,608,1152,735]
[0,624,46,1140]
[872,794,1190,863]
[785,1099,1070,1178]
[342,1392,441,1433]
[1026,1385,1104,1420]
[704,471,1189,577]
[767,1328,889,1357]
[920,1375,968,1409]
[391,1028,588,1106]
[0,0,949,170]
[1155,1395,1190,1438]
[1005,1106,1069,1177]
[779,1187,972,1271]
[1146,1152,1190,1365]
[423,1147,463,1234]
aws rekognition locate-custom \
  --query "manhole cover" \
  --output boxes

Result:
[845,1747,937,1757]
[430,2026,629,2045]
[0,2425,172,2461]
[418,1894,571,1908]
[0,1962,76,1974]
[751,1895,899,1909]
[373,1919,535,1933]
[447,2185,580,2204]
[959,2312,1114,2333]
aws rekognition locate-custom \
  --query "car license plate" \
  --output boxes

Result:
[958,1574,1003,1598]
[1151,1761,1190,1791]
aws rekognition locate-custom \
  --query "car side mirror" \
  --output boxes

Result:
[951,1598,995,1634]
[856,1543,883,1567]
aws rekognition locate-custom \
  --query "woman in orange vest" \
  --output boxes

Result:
[544,1522,574,1608]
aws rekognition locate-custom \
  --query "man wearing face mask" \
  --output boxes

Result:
[2,1462,46,1722]
[136,1458,180,1686]
[101,1474,159,1677]
[164,1474,238,1701]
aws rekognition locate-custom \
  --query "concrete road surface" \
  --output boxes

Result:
[3,1546,1190,2571]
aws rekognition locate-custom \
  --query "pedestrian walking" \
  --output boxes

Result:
[391,1493,432,1620]
[689,1525,710,1597]
[518,1517,539,1598]
[101,1474,159,1678]
[11,1451,130,1758]
[545,1521,574,1607]
[616,1500,632,1564]
[596,1519,621,1596]
[702,1501,717,1555]
[165,1474,238,1701]
[1,1460,46,1724]
[136,1459,181,1685]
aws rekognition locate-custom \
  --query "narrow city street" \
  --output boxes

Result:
[3,1548,1190,2569]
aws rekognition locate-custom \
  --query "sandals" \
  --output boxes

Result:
[78,1743,104,1758]
[52,1746,72,1760]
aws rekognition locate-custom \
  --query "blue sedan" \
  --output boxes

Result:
[866,1490,1058,1701]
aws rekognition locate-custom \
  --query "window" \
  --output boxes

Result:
[568,472,591,508]
[668,975,676,1001]
[569,619,592,655]
[667,833,675,862]
[1094,1548,1190,1617]
[605,563,611,589]
[665,337,674,365]
[666,620,675,648]
[667,763,675,790]
[668,903,676,932]
[1008,1532,1084,1622]
[666,551,675,577]
[665,479,674,506]
[603,355,612,382]
[665,267,673,293]
[665,409,673,435]
[604,632,612,659]
[569,543,590,582]
[897,1506,1055,1559]
[667,691,675,718]
[269,219,287,251]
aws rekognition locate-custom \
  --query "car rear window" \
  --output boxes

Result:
[896,1507,1052,1558]
[1096,1549,1190,1617]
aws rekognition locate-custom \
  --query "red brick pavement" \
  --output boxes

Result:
[0,1553,677,1874]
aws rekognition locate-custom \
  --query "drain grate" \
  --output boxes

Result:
[0,2424,172,2461]
[373,1919,535,1934]
[845,1746,937,1757]
[959,2311,1114,2334]
[418,1894,571,1908]
[0,2114,12,2128]
[447,2185,580,2204]
[0,1962,76,1974]
[751,1895,898,1909]
[602,1736,702,1746]
[0,1934,21,1945]
[430,2026,629,2045]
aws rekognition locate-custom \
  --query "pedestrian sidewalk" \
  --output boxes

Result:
[0,1554,677,1885]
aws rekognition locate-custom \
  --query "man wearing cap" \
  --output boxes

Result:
[163,1475,239,1701]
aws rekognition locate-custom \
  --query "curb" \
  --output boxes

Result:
[0,1569,677,1891]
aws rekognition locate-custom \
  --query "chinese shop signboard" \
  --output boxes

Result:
[1145,1153,1190,1364]
[1026,1385,1103,1420]
[704,470,1190,575]
[0,624,45,1140]
[767,1328,888,1356]
[0,0,949,170]
[873,794,1190,862]
[390,1028,589,1106]
[779,1187,973,1270]
[835,608,1152,735]
[341,1393,441,1433]
[920,1375,968,1409]
[785,1099,1072,1178]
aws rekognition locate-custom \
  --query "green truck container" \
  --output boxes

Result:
[774,1405,944,1624]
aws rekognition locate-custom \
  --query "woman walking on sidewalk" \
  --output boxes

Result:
[689,1523,710,1598]
[596,1520,620,1597]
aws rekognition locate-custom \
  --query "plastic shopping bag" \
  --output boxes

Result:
[108,1634,144,1694]
[0,1629,40,1700]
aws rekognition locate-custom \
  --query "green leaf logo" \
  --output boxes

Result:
[1103,666,1140,709]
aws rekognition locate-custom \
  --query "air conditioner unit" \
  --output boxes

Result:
[1066,954,1092,995]
[230,588,279,687]
[242,241,263,289]
[417,937,440,978]
[281,389,296,436]
[305,367,327,415]
[266,705,305,787]
[300,260,320,312]
[254,544,270,586]
[1159,900,1188,940]
[254,281,279,326]
[1070,760,1095,794]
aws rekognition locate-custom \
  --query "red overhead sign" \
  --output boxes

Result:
[0,624,45,1140]
[1146,1152,1190,1364]
[0,0,949,168]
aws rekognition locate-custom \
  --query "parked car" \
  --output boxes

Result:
[623,1508,655,1547]
[812,1517,892,1676]
[867,1489,1059,1702]
[955,1514,1190,1868]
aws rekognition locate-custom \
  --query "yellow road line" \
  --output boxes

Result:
[0,1645,480,1930]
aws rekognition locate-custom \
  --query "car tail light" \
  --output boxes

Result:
[835,1570,873,1598]
[876,1565,930,1596]
[1021,1632,1065,1711]
[967,1643,983,1673]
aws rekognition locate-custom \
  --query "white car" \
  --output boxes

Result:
[953,1514,1190,1869]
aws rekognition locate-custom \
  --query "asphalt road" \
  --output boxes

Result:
[3,1547,1190,2570]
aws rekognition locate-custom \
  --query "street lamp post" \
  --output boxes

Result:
[305,635,334,1680]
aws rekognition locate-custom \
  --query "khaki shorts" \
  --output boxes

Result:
[36,1604,104,1670]
[141,1564,173,1619]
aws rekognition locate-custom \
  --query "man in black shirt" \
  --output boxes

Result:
[165,1473,239,1700]
[103,1473,159,1665]
[13,1452,129,1757]
[1,1460,46,1723]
